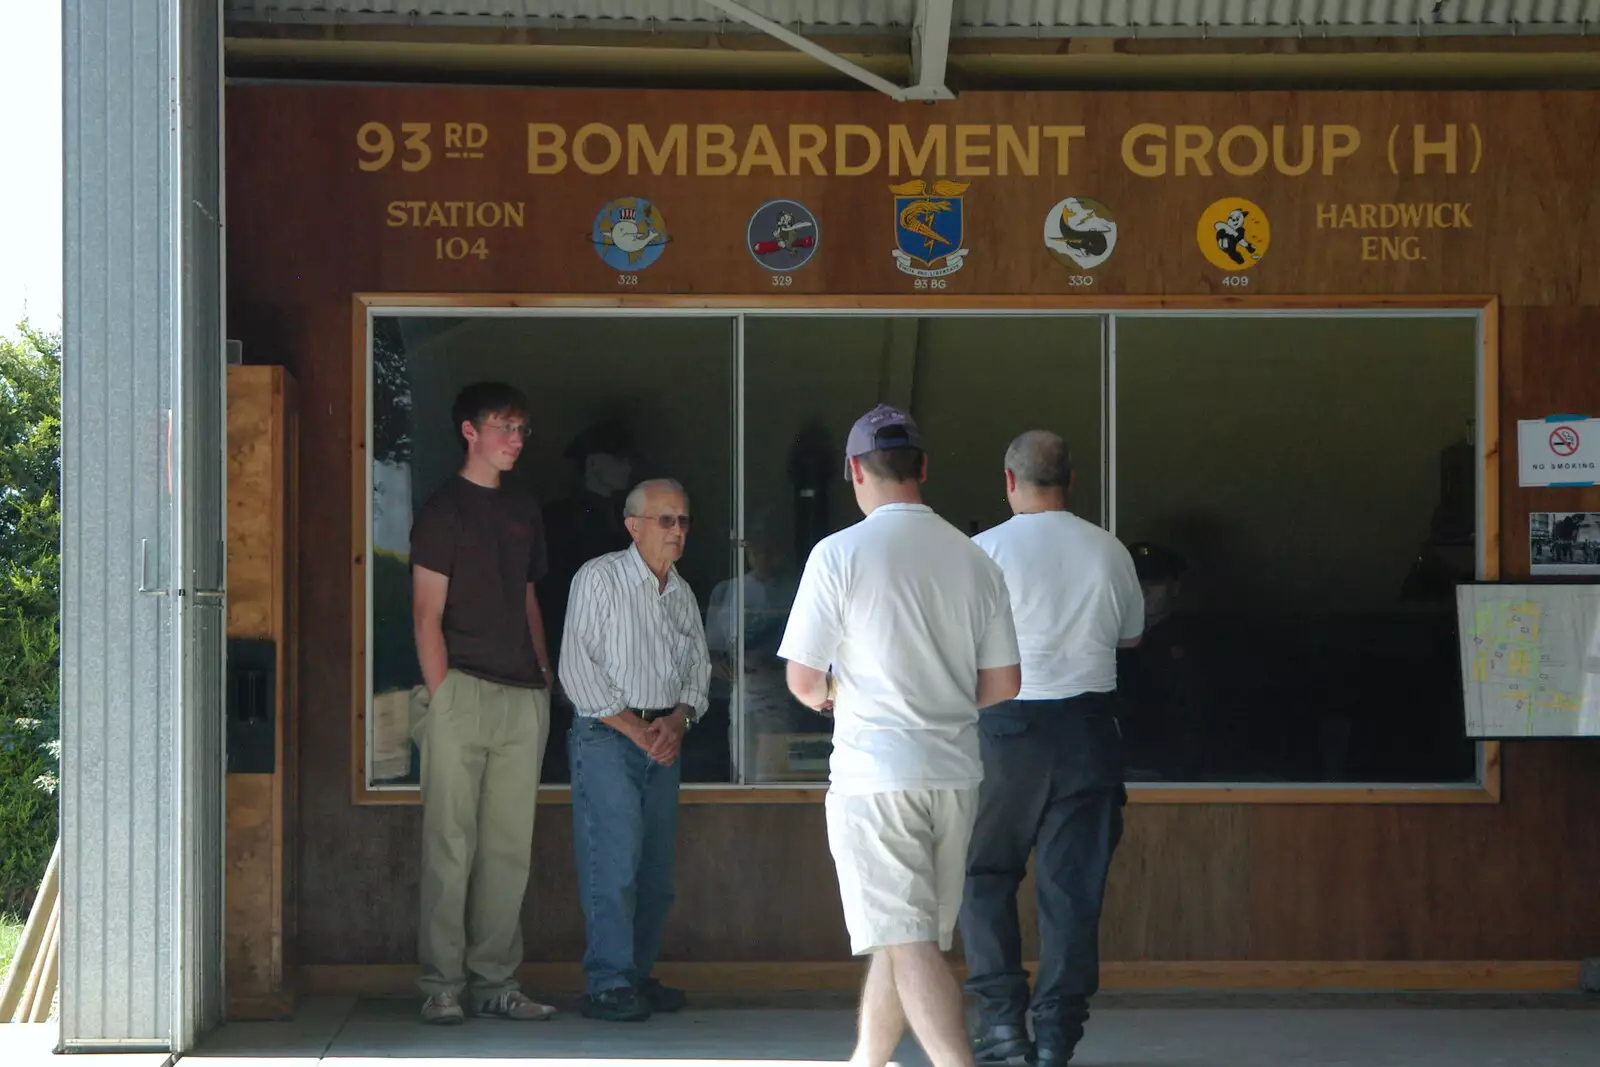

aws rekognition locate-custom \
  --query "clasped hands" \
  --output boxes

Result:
[622,705,689,766]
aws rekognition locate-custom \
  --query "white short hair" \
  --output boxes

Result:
[624,478,687,518]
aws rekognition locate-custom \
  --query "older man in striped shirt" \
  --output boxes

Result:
[558,477,711,1023]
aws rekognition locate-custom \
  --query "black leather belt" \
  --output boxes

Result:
[636,707,675,722]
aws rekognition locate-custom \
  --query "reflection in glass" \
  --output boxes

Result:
[1113,316,1479,784]
[367,314,737,787]
[365,310,1487,790]
[740,315,1105,784]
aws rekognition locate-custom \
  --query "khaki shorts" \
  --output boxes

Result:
[825,787,979,956]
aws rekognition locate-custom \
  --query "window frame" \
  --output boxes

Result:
[349,293,1501,806]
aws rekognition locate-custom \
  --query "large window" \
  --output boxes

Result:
[366,315,736,787]
[739,315,1104,781]
[361,307,1487,795]
[1113,317,1479,784]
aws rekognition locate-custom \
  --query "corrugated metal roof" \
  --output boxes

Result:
[226,0,1600,36]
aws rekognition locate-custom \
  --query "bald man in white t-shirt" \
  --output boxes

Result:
[958,430,1144,1067]
[779,404,1021,1067]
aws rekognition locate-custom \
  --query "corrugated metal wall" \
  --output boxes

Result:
[177,0,228,1044]
[61,0,226,1052]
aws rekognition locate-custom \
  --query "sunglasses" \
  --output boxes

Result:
[638,513,692,531]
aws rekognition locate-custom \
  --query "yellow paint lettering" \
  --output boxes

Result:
[628,124,688,176]
[386,202,409,227]
[996,125,1040,177]
[1121,124,1167,177]
[955,125,991,176]
[1042,126,1085,176]
[836,124,882,177]
[573,123,622,175]
[527,123,568,175]
[1414,124,1458,174]
[788,124,828,176]
[1273,125,1314,176]
[424,203,447,227]
[738,124,787,177]
[1321,125,1360,175]
[1316,203,1338,228]
[1360,204,1378,228]
[697,125,738,176]
[888,125,946,176]
[1218,125,1268,176]
[1174,126,1214,176]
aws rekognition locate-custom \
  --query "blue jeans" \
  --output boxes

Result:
[569,717,681,996]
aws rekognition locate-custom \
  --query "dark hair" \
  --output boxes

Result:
[858,447,925,484]
[451,382,530,449]
[1004,430,1073,489]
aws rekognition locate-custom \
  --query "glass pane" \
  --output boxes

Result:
[368,314,738,788]
[1114,315,1479,784]
[740,315,1105,784]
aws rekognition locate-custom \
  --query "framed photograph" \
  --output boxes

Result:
[1530,512,1600,575]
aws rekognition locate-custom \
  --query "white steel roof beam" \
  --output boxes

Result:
[697,0,953,101]
[912,0,955,100]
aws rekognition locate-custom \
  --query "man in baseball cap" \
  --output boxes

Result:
[842,402,925,476]
[779,403,1021,1067]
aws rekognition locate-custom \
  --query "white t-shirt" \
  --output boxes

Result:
[777,503,1020,794]
[971,511,1144,700]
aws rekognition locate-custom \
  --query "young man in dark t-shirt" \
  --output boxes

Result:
[409,382,556,1025]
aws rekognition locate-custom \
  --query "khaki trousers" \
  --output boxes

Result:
[410,669,550,999]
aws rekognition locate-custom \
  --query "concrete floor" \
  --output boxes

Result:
[0,1022,171,1067]
[173,993,1600,1067]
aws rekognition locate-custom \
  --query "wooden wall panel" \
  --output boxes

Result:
[223,84,1600,971]
[1101,807,1257,961]
[224,87,1600,304]
[225,366,299,1016]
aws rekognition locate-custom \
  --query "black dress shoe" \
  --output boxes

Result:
[973,1023,1035,1064]
[1034,1041,1075,1066]
[639,977,687,1013]
[581,987,652,1022]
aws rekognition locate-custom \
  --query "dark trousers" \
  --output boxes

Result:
[958,693,1126,1048]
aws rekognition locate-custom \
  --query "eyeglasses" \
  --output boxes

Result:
[482,420,532,439]
[639,513,692,531]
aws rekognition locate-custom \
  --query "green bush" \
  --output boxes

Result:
[0,324,61,920]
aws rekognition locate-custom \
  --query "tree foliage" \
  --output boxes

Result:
[0,323,61,918]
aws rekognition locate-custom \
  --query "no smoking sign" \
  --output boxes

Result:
[1548,426,1580,457]
[1519,416,1600,487]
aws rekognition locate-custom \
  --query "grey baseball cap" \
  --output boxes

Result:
[844,404,923,476]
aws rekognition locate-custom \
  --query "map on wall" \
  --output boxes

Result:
[1456,584,1600,737]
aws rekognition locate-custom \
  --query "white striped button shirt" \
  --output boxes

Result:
[558,544,712,720]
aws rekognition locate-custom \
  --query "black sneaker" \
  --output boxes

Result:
[581,987,652,1022]
[639,977,687,1013]
[973,1023,1035,1065]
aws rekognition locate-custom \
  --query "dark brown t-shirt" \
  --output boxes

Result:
[410,475,549,689]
